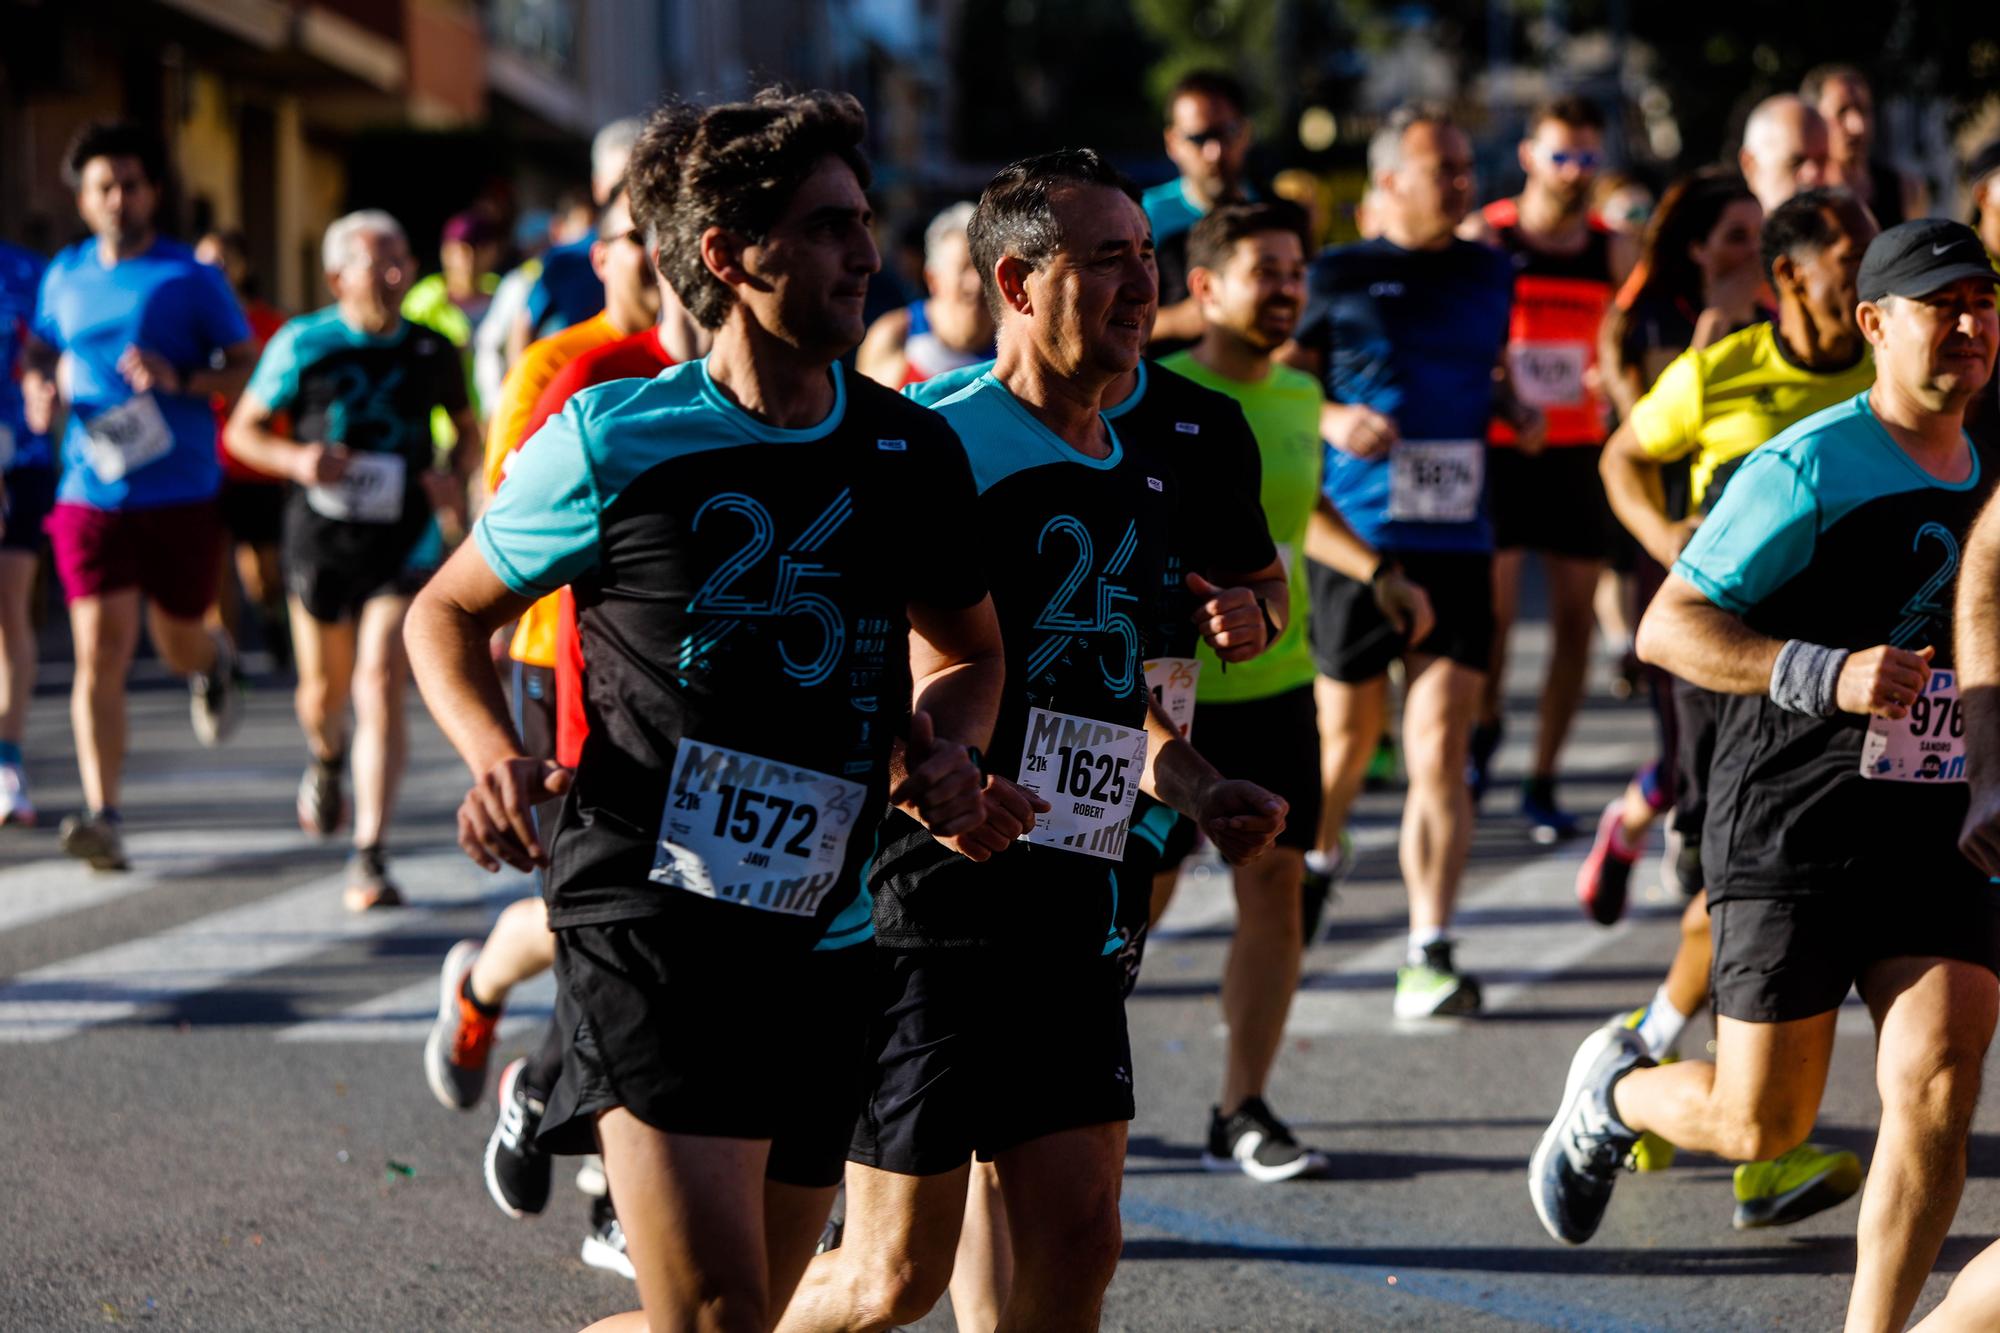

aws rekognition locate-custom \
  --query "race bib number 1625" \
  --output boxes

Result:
[1015,707,1147,862]
[649,740,865,916]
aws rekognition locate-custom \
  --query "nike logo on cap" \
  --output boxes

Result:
[1934,241,1966,256]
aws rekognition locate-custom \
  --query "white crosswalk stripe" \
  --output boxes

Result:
[277,969,555,1043]
[0,848,532,1042]
[0,826,316,934]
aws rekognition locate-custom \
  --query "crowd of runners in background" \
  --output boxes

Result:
[11,55,2000,1333]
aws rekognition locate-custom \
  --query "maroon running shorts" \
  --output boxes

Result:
[46,499,222,621]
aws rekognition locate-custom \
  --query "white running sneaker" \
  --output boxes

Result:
[0,762,36,826]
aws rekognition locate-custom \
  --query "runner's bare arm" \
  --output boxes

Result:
[1139,700,1286,864]
[19,333,58,435]
[1639,572,1930,719]
[1955,493,2000,873]
[1304,497,1436,645]
[221,390,346,487]
[124,339,257,402]
[890,593,1006,844]
[1303,495,1378,582]
[1596,307,1645,420]
[1600,418,1697,568]
[406,542,565,871]
[186,338,258,401]
[854,307,911,387]
[1149,297,1207,346]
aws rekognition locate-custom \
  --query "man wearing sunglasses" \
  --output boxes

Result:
[1464,97,1638,840]
[1145,69,1261,349]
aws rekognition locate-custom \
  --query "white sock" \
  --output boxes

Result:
[1635,983,1690,1060]
[1408,927,1447,967]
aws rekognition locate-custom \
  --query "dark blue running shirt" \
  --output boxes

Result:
[1293,237,1514,553]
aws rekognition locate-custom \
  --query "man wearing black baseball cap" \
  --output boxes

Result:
[1533,215,1999,1333]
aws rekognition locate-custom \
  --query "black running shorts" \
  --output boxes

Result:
[1487,445,1615,560]
[849,946,1135,1176]
[1308,550,1494,683]
[218,479,285,548]
[1671,677,1718,853]
[1710,890,2000,1024]
[282,491,433,623]
[539,916,875,1188]
[1128,685,1323,880]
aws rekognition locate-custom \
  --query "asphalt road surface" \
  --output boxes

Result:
[3,613,1996,1332]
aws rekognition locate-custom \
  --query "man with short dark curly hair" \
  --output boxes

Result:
[406,89,1005,1331]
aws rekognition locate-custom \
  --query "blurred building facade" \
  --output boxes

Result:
[0,0,962,310]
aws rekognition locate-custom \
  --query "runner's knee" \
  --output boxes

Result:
[848,1249,955,1328]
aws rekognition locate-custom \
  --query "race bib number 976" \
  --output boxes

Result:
[1387,439,1483,523]
[1015,707,1147,861]
[649,740,865,916]
[1860,670,1965,783]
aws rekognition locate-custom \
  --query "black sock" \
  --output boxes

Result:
[458,970,502,1017]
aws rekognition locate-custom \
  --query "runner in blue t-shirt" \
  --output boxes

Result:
[21,122,259,871]
[502,117,641,367]
[0,239,53,825]
[1279,104,1540,1019]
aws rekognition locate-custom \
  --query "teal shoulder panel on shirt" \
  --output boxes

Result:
[934,372,1124,495]
[1674,391,1982,614]
[1141,178,1202,240]
[474,359,853,597]
[901,359,994,407]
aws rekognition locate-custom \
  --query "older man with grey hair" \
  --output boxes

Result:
[225,207,479,910]
[857,200,995,387]
[1279,101,1535,1019]
[1740,93,1831,213]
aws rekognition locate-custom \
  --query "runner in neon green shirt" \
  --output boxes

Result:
[1159,351,1319,703]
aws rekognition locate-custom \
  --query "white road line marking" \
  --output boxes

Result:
[0,851,529,1042]
[0,827,319,934]
[276,970,555,1043]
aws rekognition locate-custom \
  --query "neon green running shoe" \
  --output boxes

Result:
[1364,735,1400,789]
[1393,941,1481,1018]
[1732,1143,1864,1229]
[1619,1007,1678,1171]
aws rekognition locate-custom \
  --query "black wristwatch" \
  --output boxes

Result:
[1256,595,1281,642]
[964,744,987,782]
[1369,558,1401,588]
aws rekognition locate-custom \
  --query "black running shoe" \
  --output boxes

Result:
[1202,1096,1331,1182]
[1467,720,1503,804]
[485,1057,552,1218]
[1529,1023,1652,1244]
[581,1195,634,1280]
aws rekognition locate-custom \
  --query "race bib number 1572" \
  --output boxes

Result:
[649,740,865,916]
